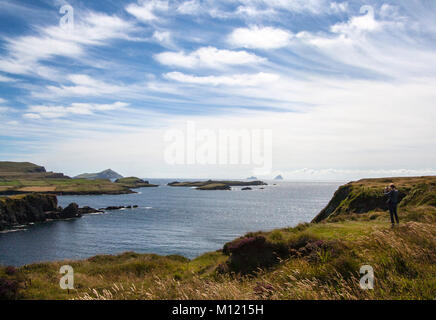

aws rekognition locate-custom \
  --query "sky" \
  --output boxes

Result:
[0,0,435,180]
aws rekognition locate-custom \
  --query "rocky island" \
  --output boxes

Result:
[115,177,158,188]
[168,180,267,190]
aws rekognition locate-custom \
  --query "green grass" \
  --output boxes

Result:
[0,178,133,195]
[3,210,434,300]
[1,176,435,300]
[0,161,45,173]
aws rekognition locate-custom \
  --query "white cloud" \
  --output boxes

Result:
[281,168,436,181]
[152,30,172,44]
[126,0,169,22]
[23,113,41,119]
[177,0,201,15]
[329,2,349,13]
[0,74,18,82]
[155,46,266,68]
[164,71,279,86]
[331,6,381,35]
[0,11,135,79]
[228,26,293,49]
[0,98,6,104]
[35,74,125,98]
[24,101,128,119]
[235,5,277,17]
[237,0,328,15]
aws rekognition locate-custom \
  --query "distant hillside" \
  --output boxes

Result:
[74,169,123,180]
[274,175,283,180]
[0,161,69,180]
[0,161,46,173]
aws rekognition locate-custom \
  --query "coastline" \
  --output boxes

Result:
[1,176,435,300]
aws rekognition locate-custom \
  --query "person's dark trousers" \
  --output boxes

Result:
[389,203,400,224]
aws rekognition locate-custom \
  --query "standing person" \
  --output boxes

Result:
[384,184,400,228]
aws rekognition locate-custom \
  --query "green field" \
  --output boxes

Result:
[0,178,135,195]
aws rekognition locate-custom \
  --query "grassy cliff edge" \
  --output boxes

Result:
[1,176,435,300]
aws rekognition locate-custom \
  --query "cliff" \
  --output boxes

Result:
[0,162,46,173]
[2,176,435,300]
[312,176,436,223]
[0,194,98,231]
[0,194,58,230]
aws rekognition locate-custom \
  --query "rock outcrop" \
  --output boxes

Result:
[169,180,267,190]
[115,177,158,188]
[0,194,100,230]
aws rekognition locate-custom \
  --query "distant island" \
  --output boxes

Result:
[168,180,267,190]
[0,161,157,195]
[274,174,284,180]
[246,176,257,180]
[115,177,158,188]
[74,169,123,180]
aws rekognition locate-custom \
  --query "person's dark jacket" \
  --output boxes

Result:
[384,189,399,205]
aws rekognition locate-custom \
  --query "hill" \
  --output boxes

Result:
[1,176,435,300]
[0,162,46,173]
[312,176,436,223]
[0,162,139,195]
[74,169,123,180]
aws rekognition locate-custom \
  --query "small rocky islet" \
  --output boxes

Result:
[168,180,267,190]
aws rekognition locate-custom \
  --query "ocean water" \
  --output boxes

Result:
[0,180,341,266]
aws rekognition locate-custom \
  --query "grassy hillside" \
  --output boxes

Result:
[0,162,142,195]
[312,176,436,222]
[0,178,134,195]
[0,162,46,173]
[1,176,435,300]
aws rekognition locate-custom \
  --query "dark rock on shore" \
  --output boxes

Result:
[241,187,252,191]
[78,206,103,214]
[0,194,58,229]
[99,205,139,211]
[0,194,103,230]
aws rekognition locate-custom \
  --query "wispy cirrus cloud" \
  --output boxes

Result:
[164,71,279,86]
[125,0,169,22]
[1,1,436,179]
[0,11,136,79]
[24,101,128,119]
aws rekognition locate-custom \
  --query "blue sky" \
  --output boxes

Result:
[0,0,436,179]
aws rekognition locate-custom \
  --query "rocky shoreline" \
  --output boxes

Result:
[0,194,139,231]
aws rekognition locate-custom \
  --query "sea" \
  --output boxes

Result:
[0,179,342,266]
